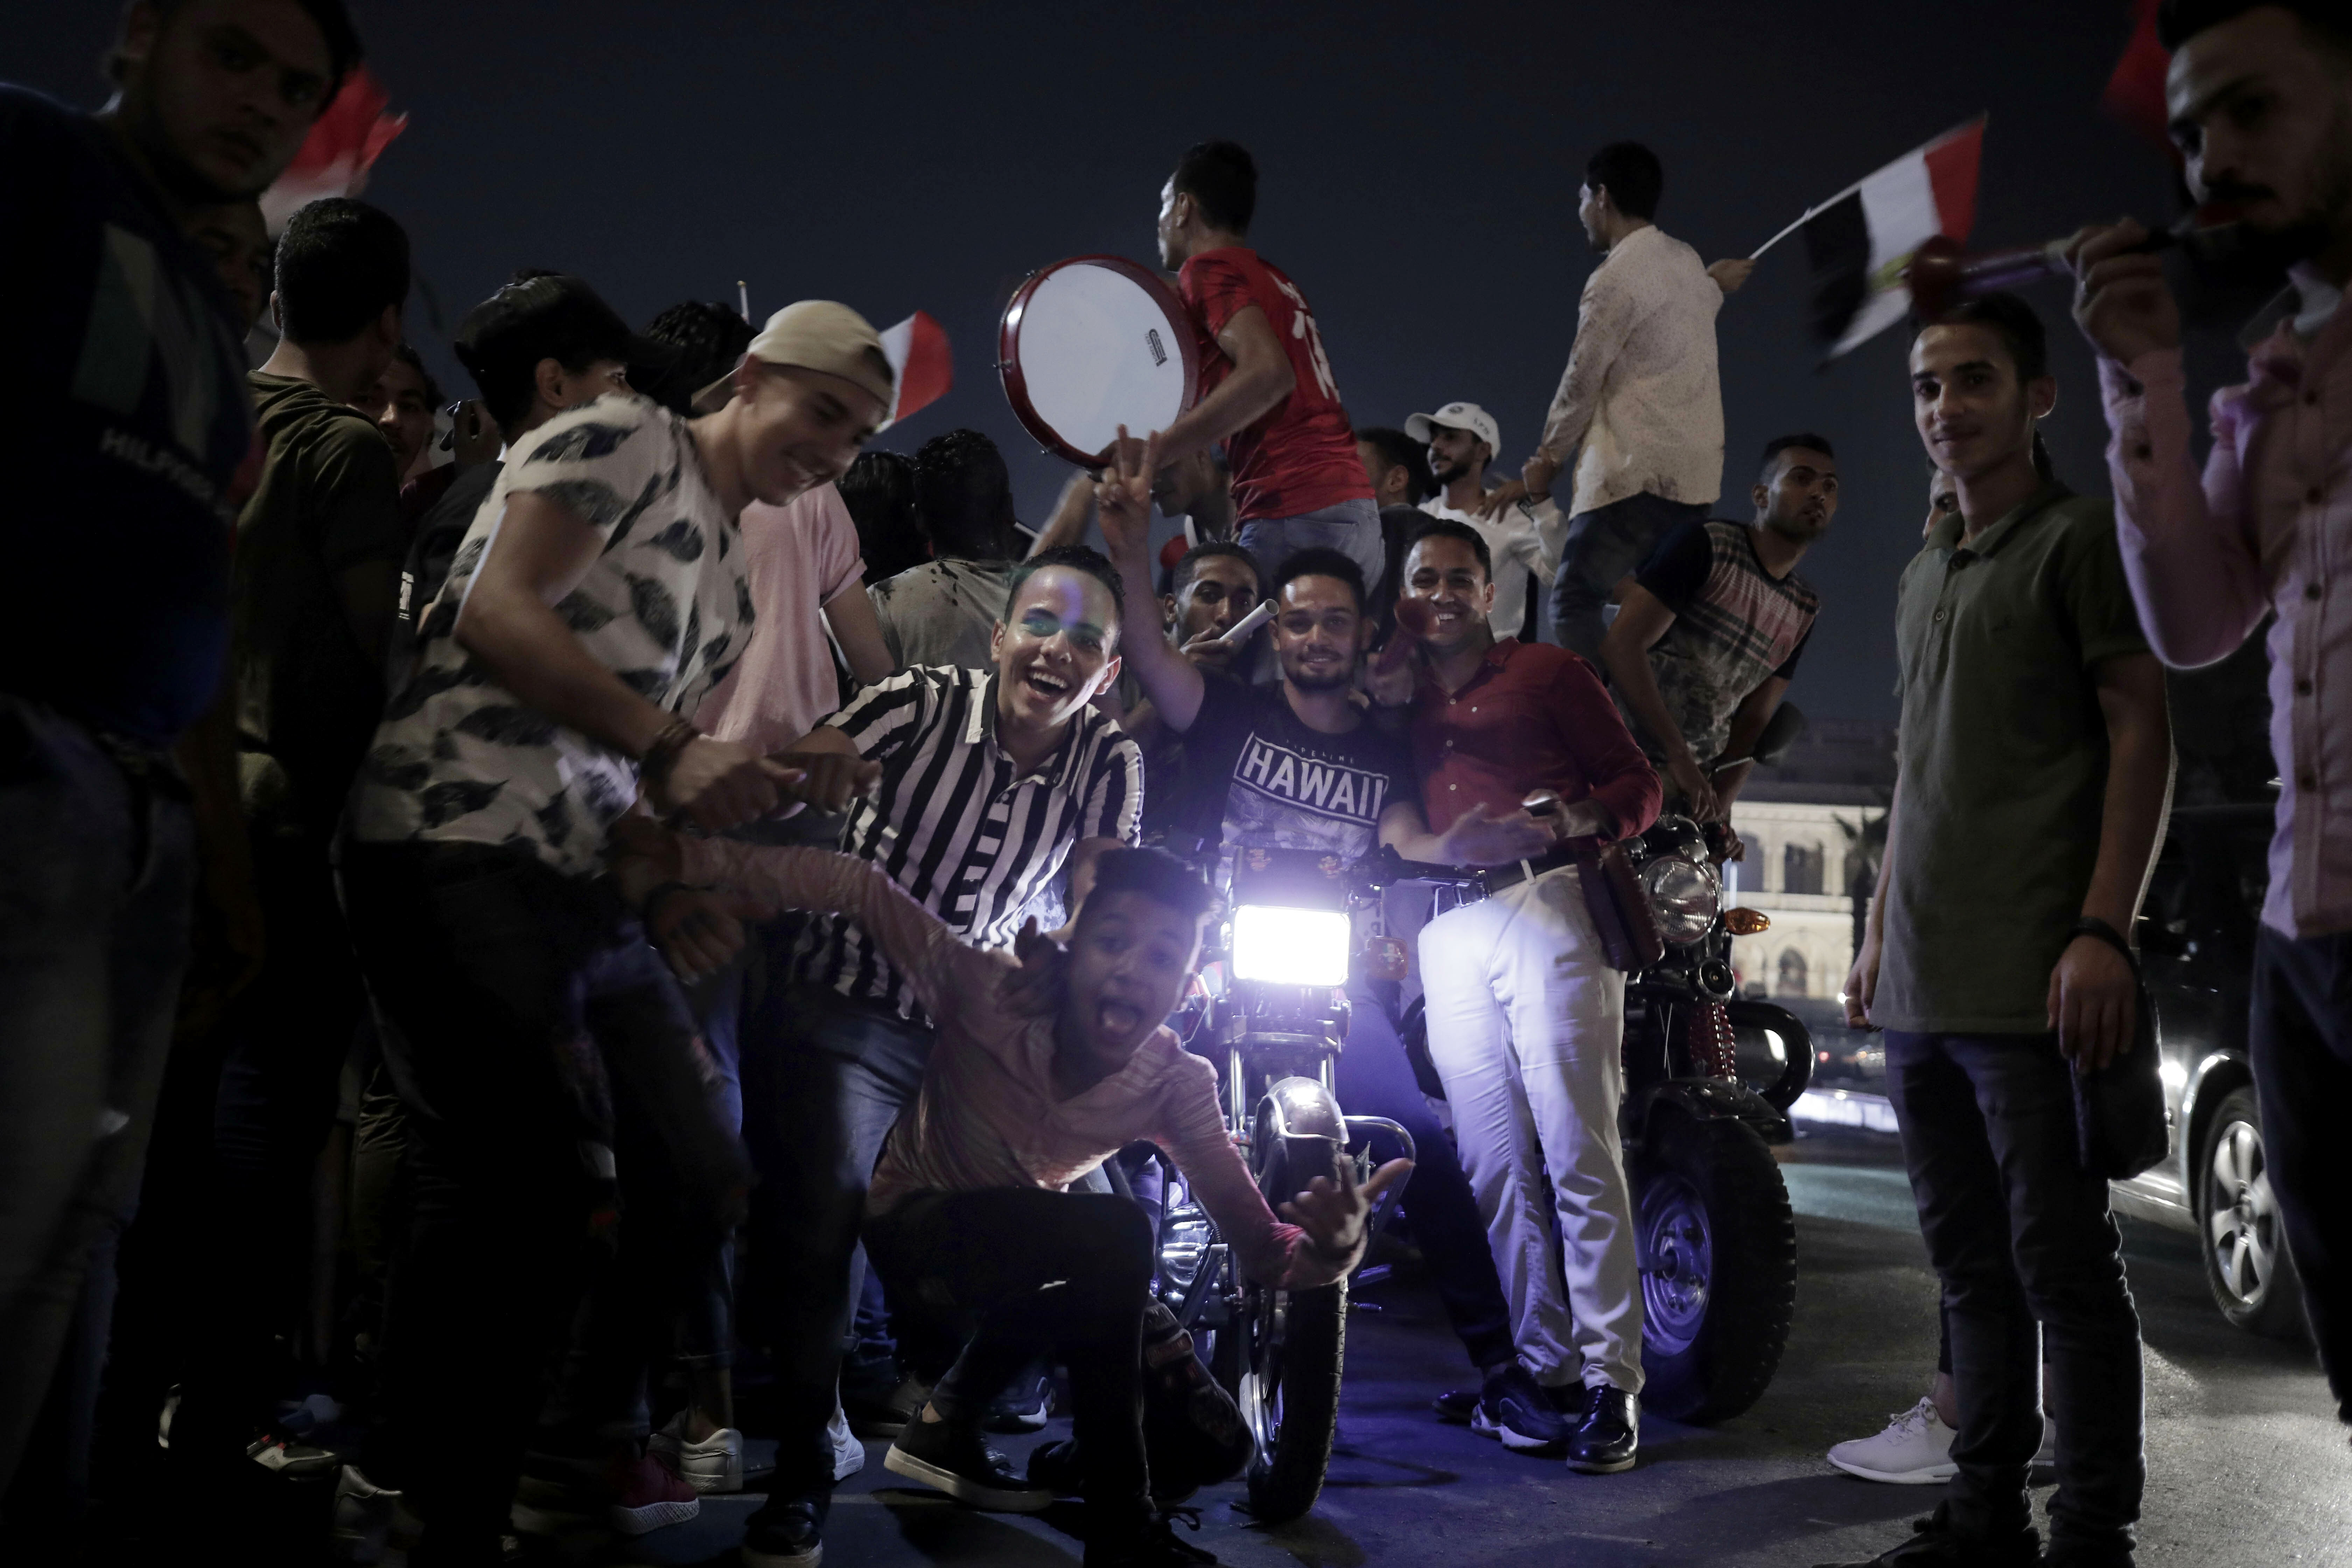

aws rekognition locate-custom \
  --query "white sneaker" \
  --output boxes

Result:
[828,1398,866,1482]
[648,1414,744,1495]
[1826,1396,1958,1484]
[332,1464,421,1565]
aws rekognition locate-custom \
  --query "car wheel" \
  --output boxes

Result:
[2195,1087,2306,1339]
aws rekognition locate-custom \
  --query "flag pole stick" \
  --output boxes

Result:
[1749,208,1819,261]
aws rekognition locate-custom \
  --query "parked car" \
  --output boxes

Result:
[2115,801,2305,1338]
[1792,802,2302,1339]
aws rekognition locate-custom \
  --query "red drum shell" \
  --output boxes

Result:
[999,254,1200,467]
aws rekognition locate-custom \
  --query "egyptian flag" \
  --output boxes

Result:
[1799,117,1985,357]
[877,311,952,431]
[259,66,407,234]
[2104,0,2175,157]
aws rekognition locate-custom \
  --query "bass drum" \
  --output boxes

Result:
[999,255,1199,465]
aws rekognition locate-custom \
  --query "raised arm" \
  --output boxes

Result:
[1148,304,1294,465]
[2069,219,2268,668]
[1027,469,1100,559]
[1094,428,1207,733]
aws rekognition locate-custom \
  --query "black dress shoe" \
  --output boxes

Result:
[1813,1504,2042,1567]
[1564,1385,1638,1474]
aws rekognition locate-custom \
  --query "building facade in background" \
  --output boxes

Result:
[1722,717,1895,1002]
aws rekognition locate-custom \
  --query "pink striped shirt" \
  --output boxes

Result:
[2100,296,2352,937]
[674,839,1354,1288]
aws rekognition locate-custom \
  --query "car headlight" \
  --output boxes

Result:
[1231,905,1351,987]
[1640,855,1720,946]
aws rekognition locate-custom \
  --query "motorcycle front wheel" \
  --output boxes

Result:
[1232,1280,1346,1522]
[1632,1113,1797,1423]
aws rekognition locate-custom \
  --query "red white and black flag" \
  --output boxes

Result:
[877,310,953,430]
[259,65,408,234]
[1780,117,1986,357]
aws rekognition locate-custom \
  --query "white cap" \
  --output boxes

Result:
[1406,401,1500,458]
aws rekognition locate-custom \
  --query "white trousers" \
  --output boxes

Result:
[1418,864,1643,1394]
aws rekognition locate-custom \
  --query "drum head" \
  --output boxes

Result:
[999,255,1199,467]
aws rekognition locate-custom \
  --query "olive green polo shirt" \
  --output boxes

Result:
[1874,486,2152,1034]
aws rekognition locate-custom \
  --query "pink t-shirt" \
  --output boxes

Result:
[694,483,865,755]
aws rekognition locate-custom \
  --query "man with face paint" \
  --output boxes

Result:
[2068,0,2352,1437]
[642,543,1143,1568]
[0,0,357,1508]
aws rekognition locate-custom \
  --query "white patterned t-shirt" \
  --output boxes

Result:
[349,393,752,875]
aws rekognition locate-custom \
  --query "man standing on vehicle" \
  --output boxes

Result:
[2066,0,2352,1436]
[1370,516,1663,1474]
[1481,142,1752,658]
[1096,433,1558,1449]
[1598,433,1834,842]
[1835,295,2171,1568]
[1147,140,1385,596]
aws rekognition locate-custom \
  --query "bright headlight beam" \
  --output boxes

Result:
[1231,905,1352,987]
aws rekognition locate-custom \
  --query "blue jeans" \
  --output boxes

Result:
[1238,496,1386,599]
[0,697,194,1510]
[1549,492,1709,659]
[742,978,933,1503]
[1334,977,1516,1373]
[1883,1030,2143,1556]
[2250,925,2352,1424]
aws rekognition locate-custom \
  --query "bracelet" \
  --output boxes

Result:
[2069,915,2139,974]
[640,719,701,788]
[641,880,698,925]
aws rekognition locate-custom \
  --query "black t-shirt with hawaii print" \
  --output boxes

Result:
[1156,672,1416,859]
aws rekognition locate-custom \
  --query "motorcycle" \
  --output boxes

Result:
[1390,707,1817,1425]
[1148,841,1416,1523]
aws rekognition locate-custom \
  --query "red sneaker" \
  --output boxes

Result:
[605,1451,700,1536]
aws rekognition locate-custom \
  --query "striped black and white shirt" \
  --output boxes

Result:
[788,665,1144,1020]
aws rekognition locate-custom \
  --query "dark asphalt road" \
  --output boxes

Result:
[578,1125,2346,1568]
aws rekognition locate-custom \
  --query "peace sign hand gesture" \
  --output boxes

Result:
[1092,424,1160,562]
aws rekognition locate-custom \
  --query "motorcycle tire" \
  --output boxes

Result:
[1633,1113,1796,1424]
[1241,1282,1346,1522]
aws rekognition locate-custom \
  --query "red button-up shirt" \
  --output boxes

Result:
[1409,638,1661,841]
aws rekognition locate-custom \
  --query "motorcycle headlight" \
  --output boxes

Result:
[1231,905,1351,987]
[1640,855,1720,946]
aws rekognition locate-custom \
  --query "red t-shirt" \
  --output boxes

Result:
[1178,247,1373,524]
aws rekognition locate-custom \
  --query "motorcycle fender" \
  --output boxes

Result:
[1255,1076,1345,1206]
[1623,1078,1792,1150]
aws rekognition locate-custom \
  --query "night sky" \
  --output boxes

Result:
[12,1,2206,725]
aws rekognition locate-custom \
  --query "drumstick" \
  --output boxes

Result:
[1210,599,1276,649]
[1372,597,1436,675]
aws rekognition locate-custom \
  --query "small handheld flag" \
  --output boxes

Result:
[1758,118,1986,359]
[259,66,408,235]
[877,311,953,431]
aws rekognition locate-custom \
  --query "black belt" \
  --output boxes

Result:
[1478,844,1581,895]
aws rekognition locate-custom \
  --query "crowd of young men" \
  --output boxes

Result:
[4,2,2351,1567]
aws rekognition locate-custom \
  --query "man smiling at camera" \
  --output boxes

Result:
[643,544,1144,1568]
